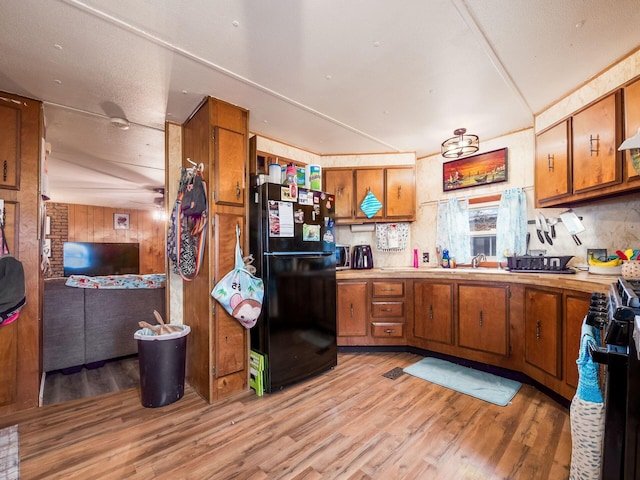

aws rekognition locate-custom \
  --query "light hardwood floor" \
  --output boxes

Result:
[4,352,572,479]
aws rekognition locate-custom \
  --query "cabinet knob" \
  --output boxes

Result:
[2,160,6,182]
[429,304,433,320]
[337,187,343,199]
[547,154,554,172]
[479,310,483,327]
[536,320,541,340]
[235,181,241,198]
[350,304,354,317]
[397,185,402,199]
[590,134,600,156]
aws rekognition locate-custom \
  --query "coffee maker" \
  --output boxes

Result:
[352,245,374,269]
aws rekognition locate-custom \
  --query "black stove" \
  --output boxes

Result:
[587,277,640,480]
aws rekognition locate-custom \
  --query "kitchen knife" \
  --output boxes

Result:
[538,213,553,245]
[535,215,544,243]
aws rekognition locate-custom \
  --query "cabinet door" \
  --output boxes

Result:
[337,281,368,336]
[572,92,621,193]
[213,213,247,378]
[458,285,509,356]
[214,126,245,206]
[535,121,571,203]
[0,100,20,190]
[623,78,640,183]
[355,169,384,221]
[413,281,453,345]
[564,292,591,389]
[385,167,415,220]
[524,288,561,377]
[324,169,354,221]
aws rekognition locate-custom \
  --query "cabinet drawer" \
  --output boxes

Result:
[372,282,404,297]
[371,301,404,318]
[371,322,404,338]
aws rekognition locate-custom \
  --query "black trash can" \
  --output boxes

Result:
[134,325,190,408]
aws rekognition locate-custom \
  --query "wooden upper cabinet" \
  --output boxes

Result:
[324,169,354,221]
[0,99,21,190]
[623,77,640,183]
[385,167,416,220]
[324,165,416,223]
[214,126,245,206]
[355,169,384,221]
[535,120,571,204]
[572,91,622,193]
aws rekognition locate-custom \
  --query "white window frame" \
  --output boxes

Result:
[468,200,499,260]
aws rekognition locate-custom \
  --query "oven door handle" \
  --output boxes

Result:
[589,343,630,365]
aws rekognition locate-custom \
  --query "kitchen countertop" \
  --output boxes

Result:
[337,266,617,293]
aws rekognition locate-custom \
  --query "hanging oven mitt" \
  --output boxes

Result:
[360,190,382,218]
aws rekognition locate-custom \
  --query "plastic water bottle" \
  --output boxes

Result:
[286,163,297,197]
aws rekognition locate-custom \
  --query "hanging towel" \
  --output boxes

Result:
[569,319,604,480]
[360,191,382,218]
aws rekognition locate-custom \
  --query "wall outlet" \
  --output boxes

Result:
[422,252,429,263]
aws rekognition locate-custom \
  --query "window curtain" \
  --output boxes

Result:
[436,198,471,264]
[496,188,527,261]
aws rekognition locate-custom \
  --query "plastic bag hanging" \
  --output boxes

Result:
[211,225,264,328]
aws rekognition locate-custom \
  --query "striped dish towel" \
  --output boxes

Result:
[360,191,382,218]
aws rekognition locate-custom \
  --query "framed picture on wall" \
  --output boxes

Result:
[114,213,130,230]
[443,148,508,192]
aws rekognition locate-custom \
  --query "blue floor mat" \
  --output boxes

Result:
[403,357,521,406]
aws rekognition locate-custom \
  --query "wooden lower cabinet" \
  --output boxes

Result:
[564,291,592,390]
[337,281,368,337]
[458,284,509,356]
[413,281,453,345]
[524,287,562,377]
[337,279,406,345]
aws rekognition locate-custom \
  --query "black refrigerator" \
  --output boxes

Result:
[249,180,337,392]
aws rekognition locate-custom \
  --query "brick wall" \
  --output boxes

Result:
[45,203,68,278]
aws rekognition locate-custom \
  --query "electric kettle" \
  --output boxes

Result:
[352,245,374,270]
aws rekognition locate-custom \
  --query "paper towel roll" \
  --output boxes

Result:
[306,165,322,190]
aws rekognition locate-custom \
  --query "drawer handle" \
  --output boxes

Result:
[384,329,395,334]
[536,321,541,340]
[381,308,394,312]
[547,154,554,172]
[590,134,599,156]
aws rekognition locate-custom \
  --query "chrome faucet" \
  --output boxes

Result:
[471,253,486,268]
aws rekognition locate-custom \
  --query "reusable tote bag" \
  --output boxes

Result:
[211,225,264,328]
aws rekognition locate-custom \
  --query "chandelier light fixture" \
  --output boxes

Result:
[441,128,479,159]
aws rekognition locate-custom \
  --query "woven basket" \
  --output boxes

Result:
[621,261,640,279]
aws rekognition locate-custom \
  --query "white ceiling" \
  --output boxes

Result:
[1,0,639,210]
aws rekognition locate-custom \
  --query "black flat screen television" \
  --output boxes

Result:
[63,242,140,277]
